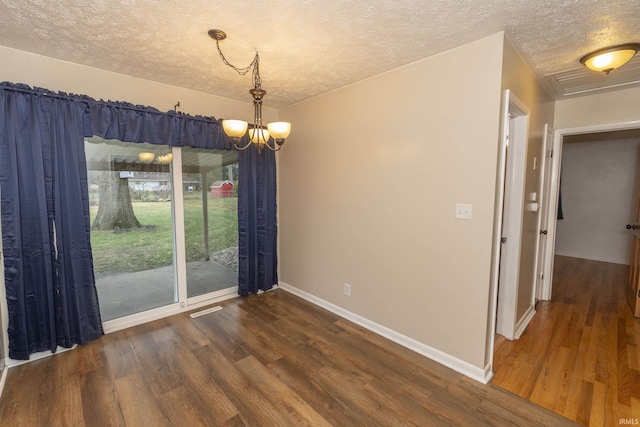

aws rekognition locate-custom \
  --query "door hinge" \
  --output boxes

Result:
[549,149,554,158]
[539,273,544,280]
[637,289,640,298]
[501,237,507,244]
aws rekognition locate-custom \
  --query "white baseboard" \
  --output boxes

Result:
[5,344,77,368]
[278,281,491,384]
[554,251,627,265]
[0,365,7,399]
[514,305,536,340]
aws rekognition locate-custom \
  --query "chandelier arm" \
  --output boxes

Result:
[263,140,281,152]
[234,140,253,151]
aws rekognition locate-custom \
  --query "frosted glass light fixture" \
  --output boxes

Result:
[209,29,291,152]
[580,43,640,74]
[138,152,155,163]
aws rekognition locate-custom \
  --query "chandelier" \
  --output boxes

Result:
[208,29,291,152]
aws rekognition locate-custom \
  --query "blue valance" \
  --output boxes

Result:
[0,81,230,149]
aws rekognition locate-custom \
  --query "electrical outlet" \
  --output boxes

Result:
[344,283,351,296]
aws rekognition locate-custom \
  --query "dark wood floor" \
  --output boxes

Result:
[0,289,577,426]
[493,256,640,426]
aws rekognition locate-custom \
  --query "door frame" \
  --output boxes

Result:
[540,119,640,300]
[487,89,529,350]
[495,90,530,340]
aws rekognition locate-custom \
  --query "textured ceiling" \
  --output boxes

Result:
[0,0,639,108]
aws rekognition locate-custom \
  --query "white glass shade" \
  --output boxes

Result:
[138,152,155,163]
[222,119,249,139]
[249,128,270,144]
[266,122,292,139]
[157,153,173,164]
[581,44,640,73]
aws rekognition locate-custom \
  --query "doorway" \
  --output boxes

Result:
[491,122,640,424]
[540,121,640,299]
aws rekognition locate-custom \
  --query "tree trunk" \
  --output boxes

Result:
[91,172,141,230]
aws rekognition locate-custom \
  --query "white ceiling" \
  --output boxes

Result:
[0,0,639,108]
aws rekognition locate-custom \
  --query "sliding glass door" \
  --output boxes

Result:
[85,138,178,321]
[181,147,239,303]
[85,138,239,322]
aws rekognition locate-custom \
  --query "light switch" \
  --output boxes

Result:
[455,204,472,220]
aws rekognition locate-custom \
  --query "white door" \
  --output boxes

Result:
[535,125,554,301]
[627,146,640,317]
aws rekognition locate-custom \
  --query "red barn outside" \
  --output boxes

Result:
[210,180,234,197]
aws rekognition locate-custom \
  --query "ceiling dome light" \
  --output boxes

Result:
[580,43,640,74]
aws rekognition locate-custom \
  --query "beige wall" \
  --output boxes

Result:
[555,86,640,130]
[0,46,277,122]
[500,37,555,338]
[278,33,505,369]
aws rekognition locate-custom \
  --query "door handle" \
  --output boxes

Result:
[627,224,639,230]
[540,229,548,235]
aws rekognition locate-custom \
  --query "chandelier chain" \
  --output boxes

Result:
[215,39,262,89]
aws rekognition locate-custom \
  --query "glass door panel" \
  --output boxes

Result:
[85,137,177,320]
[181,147,239,299]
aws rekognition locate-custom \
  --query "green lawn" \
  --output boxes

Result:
[90,195,238,274]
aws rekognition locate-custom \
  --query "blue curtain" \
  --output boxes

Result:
[238,147,278,295]
[1,82,279,358]
[0,86,102,359]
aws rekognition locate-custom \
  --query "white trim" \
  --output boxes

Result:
[486,90,511,384]
[496,90,531,340]
[171,146,187,308]
[513,305,536,339]
[0,366,7,399]
[102,291,238,334]
[187,286,238,306]
[189,305,222,318]
[553,251,628,265]
[278,282,491,384]
[543,119,640,300]
[5,344,77,368]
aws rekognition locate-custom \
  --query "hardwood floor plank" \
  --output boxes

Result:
[114,371,170,426]
[589,381,606,427]
[267,357,368,427]
[493,256,640,426]
[234,355,332,427]
[162,342,239,424]
[193,344,293,427]
[80,367,126,427]
[101,330,141,380]
[123,325,183,397]
[576,380,593,425]
[1,288,578,426]
[156,386,213,427]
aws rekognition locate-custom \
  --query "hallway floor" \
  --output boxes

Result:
[492,256,640,426]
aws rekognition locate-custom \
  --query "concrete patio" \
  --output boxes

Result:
[95,259,237,321]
